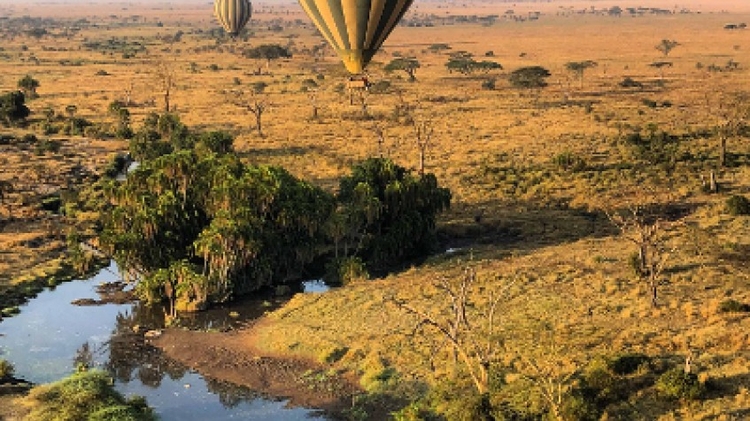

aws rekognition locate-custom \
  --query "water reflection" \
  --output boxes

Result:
[0,263,328,420]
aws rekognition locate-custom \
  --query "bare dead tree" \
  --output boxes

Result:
[514,327,578,421]
[307,89,320,121]
[390,266,517,395]
[713,91,749,168]
[602,199,679,307]
[154,58,177,113]
[413,118,434,176]
[232,90,271,137]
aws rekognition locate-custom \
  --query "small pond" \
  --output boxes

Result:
[0,262,330,420]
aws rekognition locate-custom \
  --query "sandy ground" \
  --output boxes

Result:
[151,323,362,418]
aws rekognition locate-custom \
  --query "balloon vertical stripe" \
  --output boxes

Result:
[215,0,252,37]
[298,0,414,74]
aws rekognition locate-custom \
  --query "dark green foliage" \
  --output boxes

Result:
[623,129,679,168]
[41,194,62,213]
[384,57,421,81]
[508,66,551,89]
[334,158,451,269]
[656,368,704,400]
[445,51,501,75]
[102,141,335,305]
[0,91,31,126]
[481,78,496,90]
[560,388,602,421]
[726,195,750,215]
[718,299,750,313]
[20,370,156,421]
[619,77,643,88]
[17,74,40,98]
[608,353,650,375]
[325,256,369,286]
[243,44,292,63]
[0,359,14,379]
[34,139,62,155]
[552,151,587,172]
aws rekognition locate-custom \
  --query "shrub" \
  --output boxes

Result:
[656,367,704,400]
[726,195,750,215]
[19,370,156,421]
[481,78,496,90]
[0,359,14,379]
[560,389,601,421]
[326,256,369,286]
[552,151,587,172]
[718,299,750,313]
[609,353,650,375]
[619,77,643,88]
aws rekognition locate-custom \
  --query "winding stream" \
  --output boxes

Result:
[0,262,329,420]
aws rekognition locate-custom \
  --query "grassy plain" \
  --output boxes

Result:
[1,0,750,418]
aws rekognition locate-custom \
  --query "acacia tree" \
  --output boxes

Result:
[17,75,40,98]
[384,57,421,82]
[565,60,597,88]
[649,61,673,81]
[656,39,680,57]
[244,44,292,74]
[0,91,30,126]
[509,66,551,89]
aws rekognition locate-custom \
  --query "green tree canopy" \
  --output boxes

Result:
[333,157,451,268]
[384,57,421,82]
[0,91,30,126]
[102,135,334,309]
[243,44,292,71]
[17,74,40,98]
[445,51,501,75]
[508,66,552,89]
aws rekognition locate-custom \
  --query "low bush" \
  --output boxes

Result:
[19,369,156,421]
[0,359,14,379]
[655,367,704,400]
[726,195,750,215]
[718,299,750,313]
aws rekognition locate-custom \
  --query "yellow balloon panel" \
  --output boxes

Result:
[215,0,253,36]
[299,0,414,74]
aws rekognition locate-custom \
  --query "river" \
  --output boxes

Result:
[0,262,329,420]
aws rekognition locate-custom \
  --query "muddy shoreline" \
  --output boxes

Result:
[151,325,361,419]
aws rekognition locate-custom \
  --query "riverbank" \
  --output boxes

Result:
[151,325,362,419]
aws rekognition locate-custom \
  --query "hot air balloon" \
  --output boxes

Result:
[214,0,253,37]
[299,0,414,75]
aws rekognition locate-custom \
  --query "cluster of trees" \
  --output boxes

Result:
[99,113,451,313]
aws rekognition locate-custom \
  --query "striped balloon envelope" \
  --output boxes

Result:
[299,0,414,74]
[214,0,253,37]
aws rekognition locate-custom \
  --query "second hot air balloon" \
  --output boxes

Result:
[299,0,414,75]
[215,0,253,37]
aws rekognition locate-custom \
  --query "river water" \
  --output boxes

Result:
[0,262,329,420]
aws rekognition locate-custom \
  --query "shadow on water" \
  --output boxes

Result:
[0,262,329,421]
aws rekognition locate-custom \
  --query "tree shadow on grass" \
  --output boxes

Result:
[438,198,619,253]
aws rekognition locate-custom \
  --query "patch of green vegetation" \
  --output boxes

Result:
[19,369,156,421]
[655,367,704,400]
[718,299,750,313]
[726,195,750,215]
[0,359,14,379]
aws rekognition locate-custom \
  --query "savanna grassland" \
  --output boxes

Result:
[2,0,750,419]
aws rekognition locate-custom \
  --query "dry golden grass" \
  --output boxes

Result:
[1,0,750,417]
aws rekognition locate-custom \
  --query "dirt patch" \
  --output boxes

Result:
[151,325,361,417]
